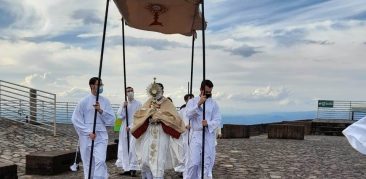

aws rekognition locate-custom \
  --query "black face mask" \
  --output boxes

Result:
[205,92,212,98]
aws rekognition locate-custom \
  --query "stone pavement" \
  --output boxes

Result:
[1,118,366,178]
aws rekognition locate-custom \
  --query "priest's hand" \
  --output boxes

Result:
[126,127,130,131]
[152,111,162,122]
[123,101,128,107]
[89,133,96,140]
[202,119,208,127]
[186,125,191,130]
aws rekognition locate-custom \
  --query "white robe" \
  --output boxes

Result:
[174,107,189,173]
[343,116,366,155]
[215,127,222,146]
[135,108,183,179]
[184,96,221,179]
[71,94,115,179]
[115,99,142,171]
[136,124,183,179]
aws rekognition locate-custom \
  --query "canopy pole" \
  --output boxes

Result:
[121,18,130,154]
[190,35,195,95]
[188,35,195,146]
[88,0,110,178]
[201,0,206,178]
[187,82,189,94]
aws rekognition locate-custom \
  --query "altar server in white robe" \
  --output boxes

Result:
[72,77,115,179]
[115,86,142,177]
[184,80,222,179]
[175,94,194,175]
[343,116,366,155]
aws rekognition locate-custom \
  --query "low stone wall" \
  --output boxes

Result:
[268,124,305,140]
[26,143,117,175]
[311,120,353,136]
[282,120,312,135]
[26,150,76,175]
[248,124,268,136]
[0,162,18,179]
[222,124,250,138]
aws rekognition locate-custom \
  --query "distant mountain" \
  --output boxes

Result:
[223,111,316,125]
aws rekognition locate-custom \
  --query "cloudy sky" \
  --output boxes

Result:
[1,0,366,116]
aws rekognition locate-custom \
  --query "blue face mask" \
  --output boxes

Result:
[99,86,103,94]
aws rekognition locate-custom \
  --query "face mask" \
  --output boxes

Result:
[127,92,134,100]
[98,86,103,94]
[205,92,212,98]
[155,92,163,101]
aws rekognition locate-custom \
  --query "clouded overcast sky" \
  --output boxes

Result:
[1,0,366,116]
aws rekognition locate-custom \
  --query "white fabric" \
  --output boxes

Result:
[343,116,366,155]
[72,94,115,179]
[78,132,108,179]
[141,169,163,179]
[115,99,142,171]
[136,124,183,178]
[215,127,222,146]
[174,107,189,172]
[184,96,222,179]
[180,107,190,126]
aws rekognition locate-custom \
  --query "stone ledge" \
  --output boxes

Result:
[222,124,250,138]
[0,162,18,179]
[268,124,304,140]
[26,143,117,175]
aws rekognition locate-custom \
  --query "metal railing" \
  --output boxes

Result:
[316,100,366,120]
[0,80,57,136]
[0,79,180,134]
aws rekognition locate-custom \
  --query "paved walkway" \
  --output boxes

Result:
[1,118,366,178]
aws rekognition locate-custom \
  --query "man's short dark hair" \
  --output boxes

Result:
[126,86,133,90]
[184,94,194,102]
[89,77,101,85]
[156,83,164,91]
[200,80,214,90]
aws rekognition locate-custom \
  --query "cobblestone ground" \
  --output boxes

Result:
[1,118,366,179]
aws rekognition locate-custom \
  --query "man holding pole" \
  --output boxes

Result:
[71,77,115,179]
[184,80,222,179]
[115,86,141,177]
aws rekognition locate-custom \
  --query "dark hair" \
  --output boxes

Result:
[89,77,101,85]
[126,86,133,90]
[156,83,164,91]
[184,94,194,102]
[200,80,214,90]
[180,104,186,110]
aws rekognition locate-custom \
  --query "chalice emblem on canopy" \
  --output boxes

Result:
[146,4,168,26]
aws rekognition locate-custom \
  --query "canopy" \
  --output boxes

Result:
[113,0,206,36]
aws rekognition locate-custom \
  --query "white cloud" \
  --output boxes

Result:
[250,86,288,101]
[58,87,89,102]
[215,86,290,103]
[21,73,67,88]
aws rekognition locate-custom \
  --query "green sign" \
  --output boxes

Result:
[318,100,334,108]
